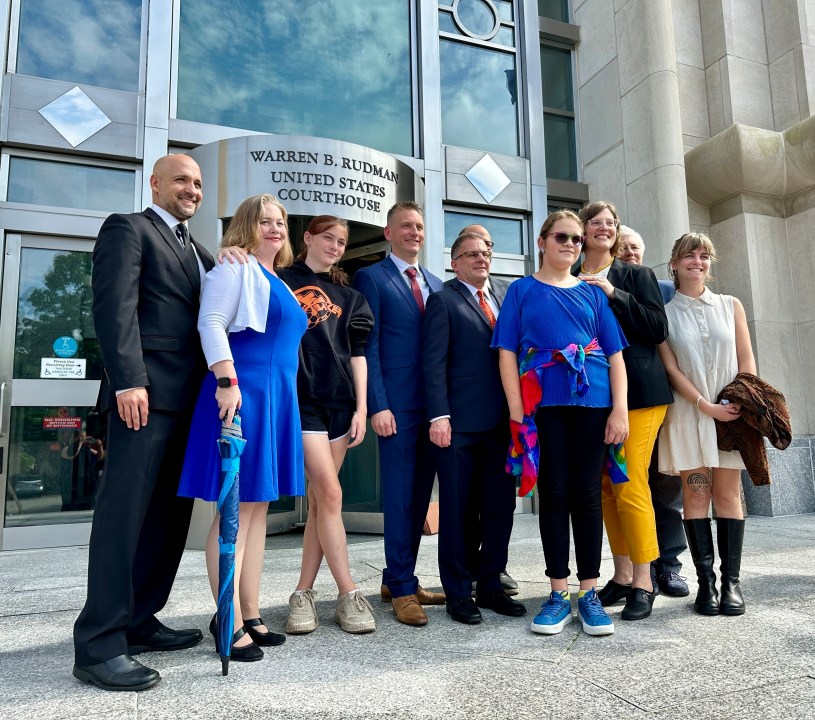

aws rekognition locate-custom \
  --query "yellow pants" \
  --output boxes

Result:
[601,405,667,564]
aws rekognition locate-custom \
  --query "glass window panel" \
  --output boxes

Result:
[456,0,497,37]
[13,249,102,380]
[8,158,134,213]
[440,40,519,155]
[16,0,141,92]
[177,0,413,157]
[338,421,381,512]
[540,46,574,111]
[494,26,515,46]
[538,0,569,22]
[439,10,458,34]
[496,1,514,21]
[5,406,106,527]
[444,211,523,254]
[544,114,577,181]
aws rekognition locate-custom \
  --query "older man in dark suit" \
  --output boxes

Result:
[422,229,525,624]
[73,154,215,691]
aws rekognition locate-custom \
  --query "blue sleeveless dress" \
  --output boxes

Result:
[179,266,307,502]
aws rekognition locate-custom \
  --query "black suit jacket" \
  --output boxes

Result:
[575,258,672,410]
[422,277,510,433]
[92,208,215,413]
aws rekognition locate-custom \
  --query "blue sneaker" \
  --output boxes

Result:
[530,591,572,635]
[577,589,615,636]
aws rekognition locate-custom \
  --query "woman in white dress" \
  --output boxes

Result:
[657,233,756,616]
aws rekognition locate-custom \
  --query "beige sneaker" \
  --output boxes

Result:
[286,589,318,634]
[334,590,376,634]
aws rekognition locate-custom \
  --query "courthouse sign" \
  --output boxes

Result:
[189,135,424,231]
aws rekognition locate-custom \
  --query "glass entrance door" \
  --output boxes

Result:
[0,234,102,550]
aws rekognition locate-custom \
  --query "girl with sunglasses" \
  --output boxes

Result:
[575,201,673,622]
[492,210,628,637]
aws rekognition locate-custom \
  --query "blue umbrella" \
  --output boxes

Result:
[216,412,246,676]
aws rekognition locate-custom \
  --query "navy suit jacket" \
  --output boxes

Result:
[421,277,510,433]
[353,255,443,414]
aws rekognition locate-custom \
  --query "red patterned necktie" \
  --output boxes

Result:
[477,289,496,328]
[404,267,425,314]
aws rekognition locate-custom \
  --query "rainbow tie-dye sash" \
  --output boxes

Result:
[506,339,628,496]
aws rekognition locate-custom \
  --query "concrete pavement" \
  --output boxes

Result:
[1,513,813,719]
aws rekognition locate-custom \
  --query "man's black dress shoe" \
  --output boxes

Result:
[128,624,203,655]
[476,590,527,617]
[72,654,160,691]
[446,597,483,624]
[244,617,286,647]
[500,571,520,597]
[656,571,690,597]
[596,579,632,607]
[621,587,657,620]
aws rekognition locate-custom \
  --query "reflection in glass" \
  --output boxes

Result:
[38,87,112,148]
[338,421,382,512]
[177,0,413,156]
[455,0,497,38]
[16,0,142,92]
[439,9,457,34]
[494,26,515,47]
[440,40,519,155]
[540,46,574,111]
[538,0,569,22]
[496,0,514,21]
[444,211,523,255]
[8,158,134,213]
[14,249,102,380]
[5,406,106,527]
[544,114,577,181]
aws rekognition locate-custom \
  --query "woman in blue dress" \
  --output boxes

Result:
[492,209,628,637]
[178,194,306,661]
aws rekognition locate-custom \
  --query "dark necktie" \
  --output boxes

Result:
[404,267,425,314]
[477,289,496,328]
[176,224,200,290]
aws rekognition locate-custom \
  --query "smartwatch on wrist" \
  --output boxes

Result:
[217,377,238,388]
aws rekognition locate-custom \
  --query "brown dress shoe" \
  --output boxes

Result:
[392,594,429,626]
[381,584,446,605]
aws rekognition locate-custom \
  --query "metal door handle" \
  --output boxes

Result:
[0,382,6,437]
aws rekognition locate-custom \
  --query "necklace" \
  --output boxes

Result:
[580,257,614,274]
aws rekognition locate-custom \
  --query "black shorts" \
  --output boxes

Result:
[299,403,355,442]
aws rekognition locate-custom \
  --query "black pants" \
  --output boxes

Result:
[648,438,687,574]
[436,426,516,600]
[73,409,194,665]
[536,406,609,581]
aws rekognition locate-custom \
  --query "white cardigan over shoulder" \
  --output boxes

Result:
[197,255,271,368]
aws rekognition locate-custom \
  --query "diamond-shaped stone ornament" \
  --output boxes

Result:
[465,154,511,203]
[39,87,111,148]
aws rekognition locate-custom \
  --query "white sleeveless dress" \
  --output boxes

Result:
[658,288,745,474]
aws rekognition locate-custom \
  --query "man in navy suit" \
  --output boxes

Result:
[421,229,525,624]
[353,201,445,626]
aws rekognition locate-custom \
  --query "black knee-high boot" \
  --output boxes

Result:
[683,518,719,615]
[716,517,746,615]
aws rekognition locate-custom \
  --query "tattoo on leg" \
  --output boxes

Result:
[687,472,711,496]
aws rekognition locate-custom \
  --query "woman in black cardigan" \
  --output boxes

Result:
[574,200,674,621]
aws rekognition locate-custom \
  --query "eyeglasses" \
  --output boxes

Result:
[547,232,585,246]
[588,219,618,229]
[453,249,493,260]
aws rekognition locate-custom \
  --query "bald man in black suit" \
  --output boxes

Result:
[73,154,215,691]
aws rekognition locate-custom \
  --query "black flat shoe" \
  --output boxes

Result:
[244,617,286,646]
[73,654,160,691]
[127,624,203,654]
[446,597,483,624]
[209,615,264,662]
[597,579,632,607]
[621,587,657,620]
[476,590,527,617]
